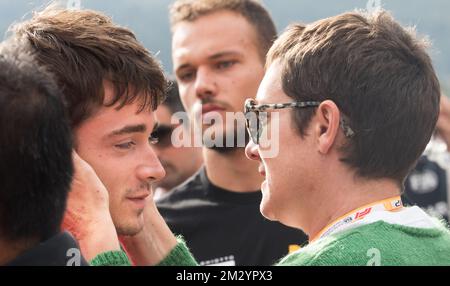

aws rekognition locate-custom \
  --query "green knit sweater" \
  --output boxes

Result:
[90,220,450,266]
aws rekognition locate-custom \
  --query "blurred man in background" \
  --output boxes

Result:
[153,79,203,201]
[404,94,450,222]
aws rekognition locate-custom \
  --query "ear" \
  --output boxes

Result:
[314,100,340,155]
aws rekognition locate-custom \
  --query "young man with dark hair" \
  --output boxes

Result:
[0,39,87,265]
[8,7,167,263]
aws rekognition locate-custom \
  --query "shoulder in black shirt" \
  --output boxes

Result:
[5,231,88,266]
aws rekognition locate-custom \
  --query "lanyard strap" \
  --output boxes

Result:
[310,196,403,242]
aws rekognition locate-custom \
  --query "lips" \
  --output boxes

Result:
[258,164,266,177]
[127,192,151,201]
[202,103,226,114]
[126,192,150,209]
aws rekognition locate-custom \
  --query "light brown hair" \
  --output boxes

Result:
[170,0,277,61]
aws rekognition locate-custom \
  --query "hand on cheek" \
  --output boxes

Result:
[62,150,120,261]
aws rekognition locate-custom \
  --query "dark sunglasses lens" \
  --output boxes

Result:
[152,126,174,148]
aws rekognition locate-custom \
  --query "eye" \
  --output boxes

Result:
[178,70,195,82]
[115,141,136,150]
[216,60,236,70]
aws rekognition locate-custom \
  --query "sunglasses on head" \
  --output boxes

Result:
[243,98,354,145]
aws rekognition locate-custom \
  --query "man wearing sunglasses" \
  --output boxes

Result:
[243,11,450,265]
[152,80,203,201]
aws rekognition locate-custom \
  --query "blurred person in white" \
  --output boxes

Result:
[404,94,450,221]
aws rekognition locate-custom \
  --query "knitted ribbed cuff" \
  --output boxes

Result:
[157,237,198,266]
[90,250,132,266]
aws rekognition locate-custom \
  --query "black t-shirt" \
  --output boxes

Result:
[5,232,88,266]
[157,168,308,266]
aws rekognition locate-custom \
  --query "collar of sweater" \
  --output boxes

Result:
[312,197,436,243]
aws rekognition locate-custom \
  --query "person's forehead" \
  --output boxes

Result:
[80,101,155,135]
[172,10,259,65]
[256,61,286,104]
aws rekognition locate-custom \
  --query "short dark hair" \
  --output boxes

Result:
[170,0,277,61]
[267,11,440,184]
[0,39,73,242]
[11,7,167,128]
[162,79,185,114]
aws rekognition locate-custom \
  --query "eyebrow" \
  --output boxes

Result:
[108,124,148,138]
[175,51,244,73]
[208,51,243,60]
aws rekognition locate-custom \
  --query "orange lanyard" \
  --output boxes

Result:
[310,196,403,242]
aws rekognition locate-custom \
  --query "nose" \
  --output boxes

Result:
[245,140,260,161]
[152,144,164,156]
[136,146,166,183]
[152,147,167,169]
[194,67,217,101]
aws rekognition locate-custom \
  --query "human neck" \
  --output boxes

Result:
[203,147,263,192]
[304,176,401,241]
[0,237,39,265]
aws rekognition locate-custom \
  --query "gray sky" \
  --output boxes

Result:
[1,0,448,89]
